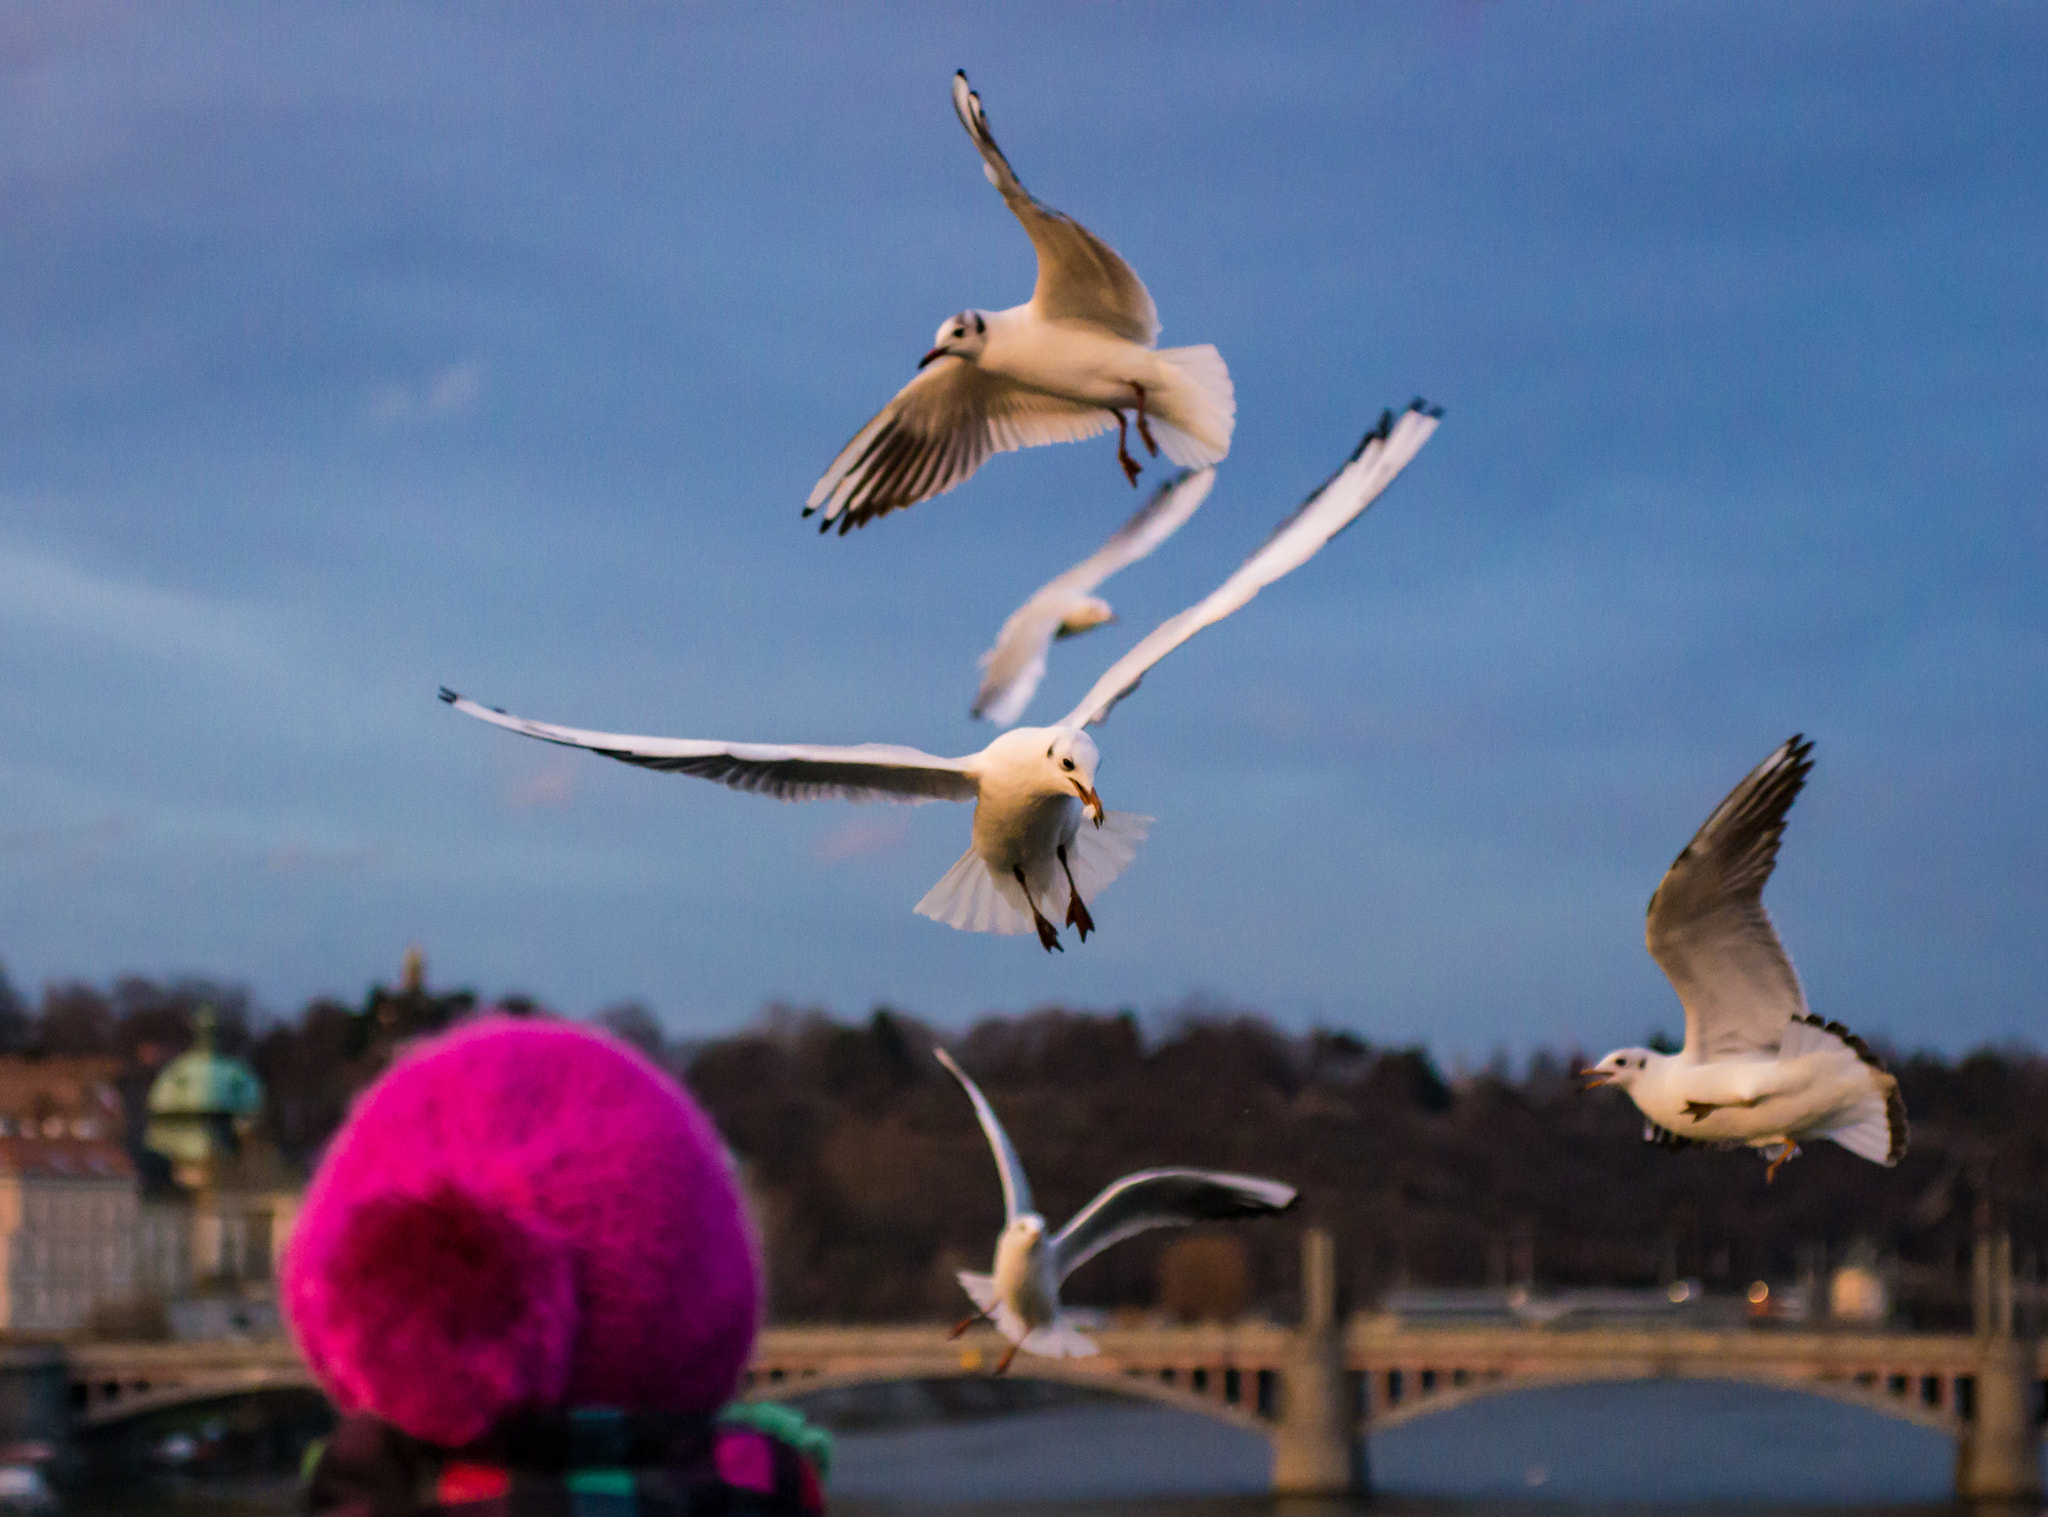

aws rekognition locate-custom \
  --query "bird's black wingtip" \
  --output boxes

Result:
[1411,396,1445,419]
[438,686,459,705]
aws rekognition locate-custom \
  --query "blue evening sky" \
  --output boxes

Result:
[2,3,2042,1057]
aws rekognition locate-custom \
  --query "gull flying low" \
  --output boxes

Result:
[1580,737,1908,1181]
[936,1047,1295,1373]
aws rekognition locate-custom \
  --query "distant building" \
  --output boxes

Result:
[0,1016,303,1339]
[0,1059,141,1332]
[141,1011,298,1325]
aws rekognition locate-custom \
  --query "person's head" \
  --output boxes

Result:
[282,1016,760,1446]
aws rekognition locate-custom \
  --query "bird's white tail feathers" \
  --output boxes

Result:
[1149,345,1235,467]
[918,852,1035,934]
[1780,1013,1908,1166]
[1052,810,1152,918]
[1824,1087,1903,1166]
[915,811,1154,935]
[1021,1320,1099,1359]
[955,1270,1030,1344]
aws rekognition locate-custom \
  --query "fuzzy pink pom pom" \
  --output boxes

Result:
[282,1017,761,1446]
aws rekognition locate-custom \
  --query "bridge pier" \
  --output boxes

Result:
[0,1343,73,1473]
[1270,1228,1365,1497]
[1955,1233,2041,1505]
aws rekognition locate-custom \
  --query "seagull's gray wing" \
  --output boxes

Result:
[807,356,1113,532]
[973,468,1215,726]
[1646,736,1814,1062]
[952,71,1159,346]
[1051,1169,1296,1282]
[1058,402,1440,730]
[935,1047,1033,1224]
[440,690,978,805]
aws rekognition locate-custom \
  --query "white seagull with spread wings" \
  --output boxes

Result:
[935,1047,1295,1373]
[973,466,1214,726]
[805,71,1235,533]
[444,402,1439,952]
[1581,737,1908,1181]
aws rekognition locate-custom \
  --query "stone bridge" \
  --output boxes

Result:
[64,1233,2045,1502]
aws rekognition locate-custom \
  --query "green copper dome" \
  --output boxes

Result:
[146,1008,264,1118]
[145,1008,264,1181]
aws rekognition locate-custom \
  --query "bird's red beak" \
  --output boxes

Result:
[1577,1067,1613,1089]
[918,347,950,370]
[1073,781,1103,827]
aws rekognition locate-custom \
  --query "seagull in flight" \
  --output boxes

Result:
[1581,737,1908,1181]
[973,466,1214,727]
[805,71,1235,533]
[444,401,1439,952]
[935,1047,1295,1373]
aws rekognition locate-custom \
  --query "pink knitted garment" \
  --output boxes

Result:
[281,1017,761,1446]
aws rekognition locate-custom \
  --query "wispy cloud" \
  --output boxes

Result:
[0,534,286,675]
[504,761,579,812]
[367,360,486,425]
[0,814,132,861]
[812,815,909,863]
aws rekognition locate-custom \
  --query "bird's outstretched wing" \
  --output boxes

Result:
[1646,736,1814,1062]
[974,468,1215,725]
[1051,1169,1296,1282]
[439,689,978,804]
[952,71,1159,346]
[935,1047,1034,1224]
[806,357,1113,532]
[1058,402,1441,729]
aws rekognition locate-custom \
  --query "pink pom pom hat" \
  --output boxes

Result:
[282,1016,762,1447]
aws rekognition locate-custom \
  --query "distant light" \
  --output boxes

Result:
[1666,1280,1692,1304]
[1747,1280,1770,1305]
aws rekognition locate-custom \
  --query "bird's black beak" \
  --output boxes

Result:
[918,347,950,370]
[1073,781,1103,826]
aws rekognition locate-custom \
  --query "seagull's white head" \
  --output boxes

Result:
[1054,597,1116,639]
[1581,1047,1657,1091]
[1045,727,1103,826]
[921,310,990,368]
[1004,1214,1047,1248]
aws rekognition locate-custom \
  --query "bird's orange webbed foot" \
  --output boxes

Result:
[1763,1141,1801,1183]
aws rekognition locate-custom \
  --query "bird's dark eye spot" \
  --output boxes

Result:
[1061,759,1075,771]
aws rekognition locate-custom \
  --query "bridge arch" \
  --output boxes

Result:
[750,1361,1275,1437]
[1364,1362,1958,1436]
[79,1365,321,1428]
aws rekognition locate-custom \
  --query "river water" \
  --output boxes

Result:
[74,1378,2041,1513]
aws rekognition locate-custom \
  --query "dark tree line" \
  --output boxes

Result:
[2,963,2039,1327]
